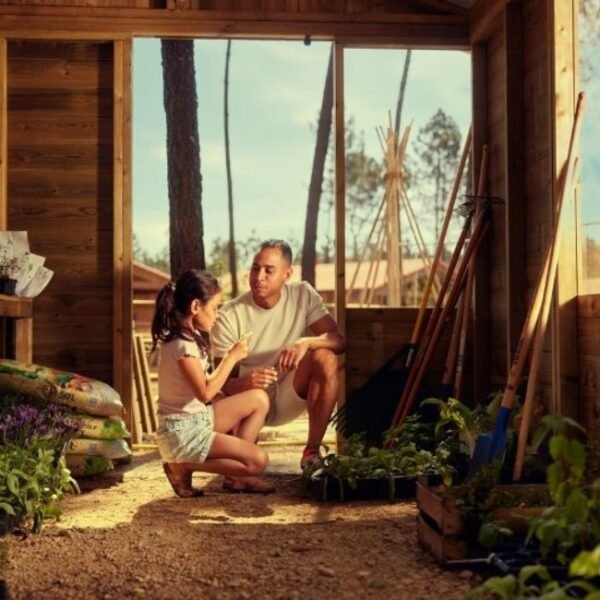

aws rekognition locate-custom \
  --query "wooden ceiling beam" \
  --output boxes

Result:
[470,0,506,43]
[0,7,469,47]
[412,0,469,16]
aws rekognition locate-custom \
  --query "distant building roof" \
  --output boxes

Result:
[220,258,438,295]
[133,260,169,292]
[134,258,442,298]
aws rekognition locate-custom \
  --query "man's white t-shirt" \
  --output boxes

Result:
[211,281,330,376]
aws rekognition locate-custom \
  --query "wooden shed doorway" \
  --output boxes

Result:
[131,39,472,446]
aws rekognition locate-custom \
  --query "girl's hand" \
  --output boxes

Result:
[228,338,249,362]
[248,367,278,389]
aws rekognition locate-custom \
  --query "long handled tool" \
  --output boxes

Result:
[388,207,476,428]
[405,126,472,366]
[512,101,585,479]
[512,167,581,481]
[469,92,585,478]
[332,127,472,439]
[391,203,492,431]
[454,146,489,399]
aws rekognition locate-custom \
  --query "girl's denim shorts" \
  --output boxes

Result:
[155,406,216,464]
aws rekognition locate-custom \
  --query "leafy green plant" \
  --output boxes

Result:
[569,542,600,578]
[0,256,20,280]
[526,422,600,562]
[302,423,455,501]
[422,397,490,458]
[478,520,515,551]
[466,415,600,599]
[455,460,504,521]
[465,563,599,599]
[0,439,78,532]
[383,415,434,450]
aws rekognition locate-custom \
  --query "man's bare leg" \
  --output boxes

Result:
[293,348,339,452]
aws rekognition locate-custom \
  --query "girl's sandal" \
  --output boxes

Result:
[163,463,204,498]
[222,477,275,495]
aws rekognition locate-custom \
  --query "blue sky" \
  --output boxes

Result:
[132,38,600,262]
[132,40,472,259]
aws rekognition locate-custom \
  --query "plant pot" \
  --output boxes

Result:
[0,278,17,295]
[307,475,357,502]
[0,513,22,537]
[356,475,416,500]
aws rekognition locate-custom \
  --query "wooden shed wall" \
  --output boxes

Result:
[345,307,454,399]
[521,0,554,411]
[0,0,590,436]
[484,21,507,390]
[579,295,600,441]
[6,41,115,383]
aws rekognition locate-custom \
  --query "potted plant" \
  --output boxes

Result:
[303,418,455,502]
[0,395,83,533]
[0,256,20,295]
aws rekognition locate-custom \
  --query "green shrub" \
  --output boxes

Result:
[0,439,78,533]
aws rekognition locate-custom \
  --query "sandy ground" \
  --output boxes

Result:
[1,418,477,600]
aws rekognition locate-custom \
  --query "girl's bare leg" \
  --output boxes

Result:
[165,389,273,491]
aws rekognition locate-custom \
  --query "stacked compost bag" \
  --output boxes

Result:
[0,359,131,477]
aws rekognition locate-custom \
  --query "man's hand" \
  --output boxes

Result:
[277,340,309,372]
[247,367,279,389]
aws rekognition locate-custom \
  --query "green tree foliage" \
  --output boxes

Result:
[133,233,169,274]
[580,0,600,80]
[207,232,300,283]
[320,118,384,262]
[414,109,461,243]
[584,236,600,278]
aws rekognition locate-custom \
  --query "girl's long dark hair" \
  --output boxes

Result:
[151,270,221,356]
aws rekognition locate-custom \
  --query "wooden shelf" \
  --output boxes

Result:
[0,294,33,362]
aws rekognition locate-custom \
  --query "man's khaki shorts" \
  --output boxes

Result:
[265,370,306,427]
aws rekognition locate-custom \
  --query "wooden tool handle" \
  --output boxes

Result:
[501,93,586,418]
[513,93,585,480]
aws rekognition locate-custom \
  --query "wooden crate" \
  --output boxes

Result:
[416,478,549,563]
[416,477,465,535]
[416,477,470,563]
[417,514,469,563]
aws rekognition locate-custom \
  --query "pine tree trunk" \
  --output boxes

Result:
[301,45,334,286]
[224,40,238,296]
[161,39,205,278]
[394,49,412,138]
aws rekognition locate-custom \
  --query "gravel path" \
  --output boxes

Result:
[2,446,476,599]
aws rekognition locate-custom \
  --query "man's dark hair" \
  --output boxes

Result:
[259,239,293,264]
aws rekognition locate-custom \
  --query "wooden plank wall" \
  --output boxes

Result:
[6,41,115,383]
[578,295,600,440]
[346,307,453,400]
[521,0,554,412]
[471,0,555,411]
[484,21,507,391]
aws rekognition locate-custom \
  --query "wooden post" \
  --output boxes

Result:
[334,42,346,442]
[504,1,525,368]
[0,38,6,230]
[471,42,490,405]
[386,127,401,307]
[113,39,133,431]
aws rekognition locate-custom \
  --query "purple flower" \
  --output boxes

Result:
[0,401,83,449]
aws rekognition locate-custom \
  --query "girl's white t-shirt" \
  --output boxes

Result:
[157,337,209,417]
[211,281,330,377]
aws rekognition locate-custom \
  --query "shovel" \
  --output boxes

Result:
[468,92,585,478]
